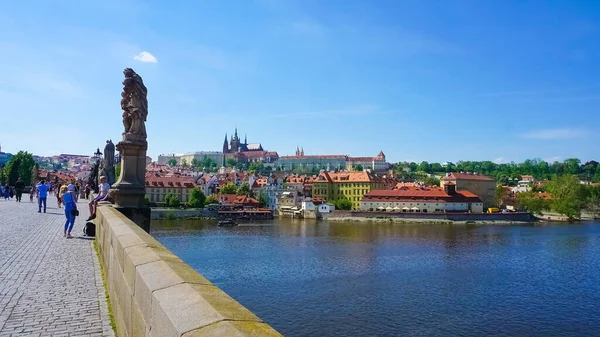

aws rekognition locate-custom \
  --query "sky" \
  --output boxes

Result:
[1,0,599,164]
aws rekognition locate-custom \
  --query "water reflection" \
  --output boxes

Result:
[152,219,600,337]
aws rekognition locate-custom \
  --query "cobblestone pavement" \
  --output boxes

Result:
[0,195,114,337]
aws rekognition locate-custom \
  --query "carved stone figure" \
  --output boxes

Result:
[121,68,148,138]
[102,140,116,185]
[103,140,115,169]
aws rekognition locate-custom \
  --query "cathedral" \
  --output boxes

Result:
[222,128,264,154]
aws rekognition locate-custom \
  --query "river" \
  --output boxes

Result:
[152,219,600,336]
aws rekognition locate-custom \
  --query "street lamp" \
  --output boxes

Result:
[93,148,102,163]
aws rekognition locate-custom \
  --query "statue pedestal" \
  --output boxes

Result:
[112,136,151,232]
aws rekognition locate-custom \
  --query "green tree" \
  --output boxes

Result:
[335,198,353,210]
[495,185,509,207]
[164,193,181,208]
[586,185,600,218]
[409,162,418,172]
[516,191,551,215]
[423,176,440,186]
[352,164,363,172]
[226,158,237,167]
[188,187,206,208]
[181,159,188,167]
[168,159,177,166]
[3,151,35,186]
[249,162,264,174]
[205,195,220,205]
[191,158,199,167]
[258,192,269,208]
[236,182,253,196]
[547,174,587,219]
[220,182,238,194]
[418,161,430,173]
[430,162,443,173]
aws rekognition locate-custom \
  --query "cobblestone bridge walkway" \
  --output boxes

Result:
[0,195,114,336]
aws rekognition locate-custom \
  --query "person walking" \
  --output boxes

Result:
[36,179,51,213]
[14,178,25,202]
[61,184,78,238]
[57,183,67,208]
[30,184,36,202]
[3,183,9,200]
[87,176,110,221]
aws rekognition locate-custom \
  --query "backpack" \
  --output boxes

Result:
[83,222,96,237]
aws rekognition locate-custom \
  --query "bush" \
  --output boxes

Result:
[164,193,181,208]
[188,187,206,208]
[205,195,220,205]
[335,198,353,210]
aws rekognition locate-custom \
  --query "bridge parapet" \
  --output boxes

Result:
[96,205,282,337]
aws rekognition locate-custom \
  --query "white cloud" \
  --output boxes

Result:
[520,128,589,140]
[493,157,504,164]
[133,51,157,63]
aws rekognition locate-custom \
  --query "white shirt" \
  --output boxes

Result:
[99,183,111,197]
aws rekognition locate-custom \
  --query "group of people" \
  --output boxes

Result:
[1,178,25,201]
[32,176,112,238]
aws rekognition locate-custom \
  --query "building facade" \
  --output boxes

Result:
[440,172,496,209]
[360,183,484,213]
[312,171,385,210]
[145,175,198,203]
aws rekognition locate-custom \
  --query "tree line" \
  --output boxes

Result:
[399,158,599,184]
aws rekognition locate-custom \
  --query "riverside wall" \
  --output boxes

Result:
[329,211,535,223]
[95,205,281,337]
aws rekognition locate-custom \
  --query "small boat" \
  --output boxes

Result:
[218,219,238,227]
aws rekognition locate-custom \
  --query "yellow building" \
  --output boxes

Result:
[312,171,384,210]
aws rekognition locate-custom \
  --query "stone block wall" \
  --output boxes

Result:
[96,205,281,337]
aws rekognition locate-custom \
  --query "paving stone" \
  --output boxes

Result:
[0,196,114,336]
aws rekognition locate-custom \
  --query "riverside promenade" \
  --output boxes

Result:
[0,196,114,336]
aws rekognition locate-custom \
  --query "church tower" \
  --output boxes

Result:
[222,134,229,154]
[230,128,241,153]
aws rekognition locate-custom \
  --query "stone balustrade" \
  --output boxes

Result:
[96,205,282,337]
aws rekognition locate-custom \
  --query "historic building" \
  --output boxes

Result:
[346,151,390,172]
[360,183,484,213]
[312,171,385,210]
[440,172,496,209]
[145,174,198,203]
[222,128,278,165]
[278,147,390,172]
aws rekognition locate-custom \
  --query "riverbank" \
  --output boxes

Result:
[326,216,534,225]
[151,208,216,220]
[326,210,537,225]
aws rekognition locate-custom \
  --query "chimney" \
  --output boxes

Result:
[444,183,456,195]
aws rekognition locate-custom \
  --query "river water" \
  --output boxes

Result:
[152,219,600,336]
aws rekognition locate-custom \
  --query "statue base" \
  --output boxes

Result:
[112,134,149,231]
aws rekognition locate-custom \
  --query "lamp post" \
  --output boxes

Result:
[93,148,102,164]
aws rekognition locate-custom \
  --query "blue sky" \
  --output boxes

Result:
[1,0,599,164]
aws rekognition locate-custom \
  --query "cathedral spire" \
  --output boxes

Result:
[234,127,238,139]
[244,134,247,145]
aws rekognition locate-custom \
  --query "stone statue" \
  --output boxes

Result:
[102,140,116,185]
[121,68,148,138]
[114,68,151,232]
[103,140,115,168]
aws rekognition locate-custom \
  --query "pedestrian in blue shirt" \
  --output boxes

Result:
[61,184,78,238]
[36,180,51,213]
